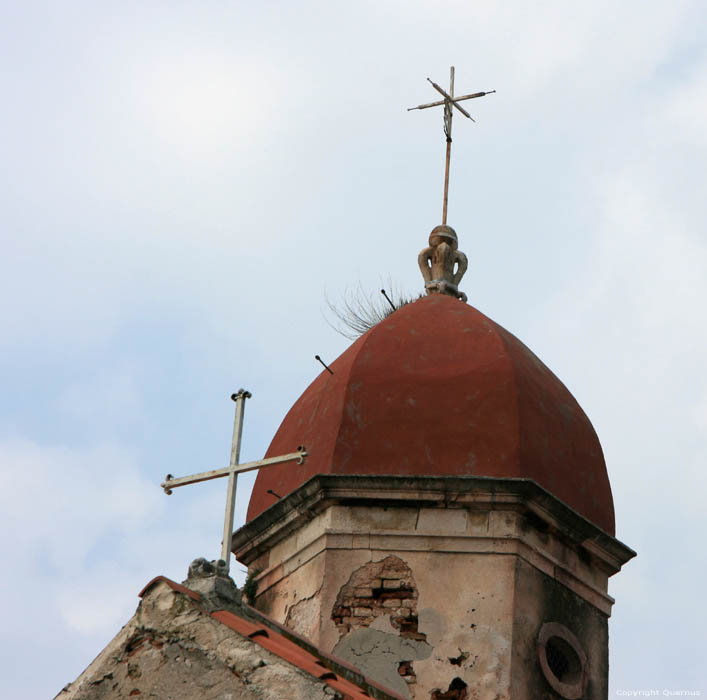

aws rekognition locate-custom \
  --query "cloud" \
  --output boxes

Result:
[663,56,707,147]
[0,438,161,575]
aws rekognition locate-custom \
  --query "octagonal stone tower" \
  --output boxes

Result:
[233,294,634,700]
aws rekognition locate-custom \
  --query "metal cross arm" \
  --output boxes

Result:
[407,90,495,114]
[159,389,309,574]
[161,447,308,494]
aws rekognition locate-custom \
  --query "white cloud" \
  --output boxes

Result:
[663,57,707,147]
[0,438,161,573]
[592,169,707,335]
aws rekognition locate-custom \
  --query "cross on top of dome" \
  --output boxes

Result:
[408,67,495,227]
[409,67,495,302]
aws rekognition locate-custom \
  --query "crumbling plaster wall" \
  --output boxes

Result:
[324,549,514,700]
[329,555,432,698]
[259,550,327,644]
[250,505,530,699]
[238,473,631,700]
[57,581,342,700]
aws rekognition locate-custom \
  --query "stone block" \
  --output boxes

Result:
[488,510,518,537]
[295,515,328,550]
[268,534,296,567]
[382,599,401,608]
[332,505,419,531]
[382,579,401,589]
[352,534,370,549]
[326,533,354,550]
[416,508,467,533]
[467,510,489,533]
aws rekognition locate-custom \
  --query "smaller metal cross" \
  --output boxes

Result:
[161,390,307,573]
[409,66,495,225]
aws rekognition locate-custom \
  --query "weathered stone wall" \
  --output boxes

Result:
[244,507,521,698]
[510,557,609,699]
[323,548,516,700]
[57,581,342,700]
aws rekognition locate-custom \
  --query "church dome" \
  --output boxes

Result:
[247,293,615,534]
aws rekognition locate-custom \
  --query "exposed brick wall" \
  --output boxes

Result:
[331,555,425,642]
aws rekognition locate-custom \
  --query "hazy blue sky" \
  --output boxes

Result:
[1,1,706,697]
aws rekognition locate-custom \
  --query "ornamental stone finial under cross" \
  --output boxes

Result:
[409,67,495,302]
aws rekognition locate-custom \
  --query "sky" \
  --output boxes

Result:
[1,1,706,697]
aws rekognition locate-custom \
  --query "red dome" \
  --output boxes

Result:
[247,294,615,534]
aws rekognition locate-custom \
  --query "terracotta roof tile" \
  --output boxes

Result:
[138,576,200,602]
[210,610,262,638]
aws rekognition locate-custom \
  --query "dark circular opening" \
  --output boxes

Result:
[545,636,582,685]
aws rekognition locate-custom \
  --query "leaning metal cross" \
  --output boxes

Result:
[161,389,307,574]
[408,66,495,225]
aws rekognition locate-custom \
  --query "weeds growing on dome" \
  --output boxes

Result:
[325,283,421,339]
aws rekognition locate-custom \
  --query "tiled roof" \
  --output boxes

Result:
[139,576,406,700]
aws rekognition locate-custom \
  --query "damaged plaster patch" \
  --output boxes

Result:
[285,585,322,639]
[333,628,431,699]
[417,608,447,645]
[370,614,398,635]
[331,556,432,698]
[431,676,468,699]
[448,651,469,666]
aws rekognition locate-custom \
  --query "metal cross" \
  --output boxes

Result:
[408,66,495,225]
[161,389,307,574]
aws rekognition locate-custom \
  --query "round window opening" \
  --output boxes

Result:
[537,622,587,699]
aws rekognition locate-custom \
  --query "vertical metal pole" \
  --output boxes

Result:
[442,140,451,226]
[442,66,455,226]
[221,389,250,572]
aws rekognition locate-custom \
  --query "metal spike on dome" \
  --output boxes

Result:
[315,355,334,375]
[380,289,396,311]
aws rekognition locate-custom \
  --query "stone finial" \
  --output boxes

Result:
[418,225,468,302]
[187,557,229,579]
[183,557,242,610]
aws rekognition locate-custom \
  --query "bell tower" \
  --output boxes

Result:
[232,293,634,699]
[235,473,633,699]
[232,69,635,699]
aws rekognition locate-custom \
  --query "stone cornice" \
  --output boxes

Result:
[233,474,635,571]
